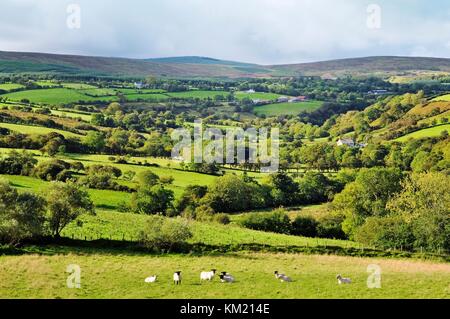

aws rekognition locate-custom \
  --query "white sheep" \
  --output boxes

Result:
[274,271,292,282]
[144,275,157,283]
[219,272,234,283]
[173,271,182,285]
[336,274,352,284]
[200,269,217,281]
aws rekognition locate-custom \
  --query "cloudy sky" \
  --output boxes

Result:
[1,0,450,64]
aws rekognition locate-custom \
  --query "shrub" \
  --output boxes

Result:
[316,215,347,239]
[214,213,231,225]
[239,209,292,234]
[33,160,70,181]
[291,216,318,237]
[0,179,46,245]
[194,204,215,221]
[354,216,414,250]
[131,185,174,215]
[139,216,192,252]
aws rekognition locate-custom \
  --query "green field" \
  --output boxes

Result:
[50,109,92,121]
[431,94,450,102]
[1,88,118,105]
[124,93,169,101]
[0,250,448,299]
[235,91,284,101]
[167,91,227,99]
[395,124,450,142]
[254,101,323,116]
[0,83,25,91]
[0,122,83,138]
[61,83,98,89]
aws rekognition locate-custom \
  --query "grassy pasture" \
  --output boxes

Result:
[431,94,450,102]
[235,92,283,101]
[1,88,118,105]
[124,93,169,102]
[61,83,98,89]
[50,109,92,122]
[0,83,25,91]
[0,251,448,299]
[0,122,83,138]
[166,91,227,99]
[254,101,323,116]
[395,124,450,142]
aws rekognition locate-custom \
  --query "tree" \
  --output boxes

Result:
[84,131,106,153]
[176,185,208,212]
[136,170,160,187]
[131,185,174,215]
[387,172,450,251]
[139,215,192,252]
[0,179,46,245]
[203,174,257,213]
[332,167,403,238]
[263,172,299,207]
[46,182,95,237]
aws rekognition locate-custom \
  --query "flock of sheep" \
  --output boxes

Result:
[144,270,352,285]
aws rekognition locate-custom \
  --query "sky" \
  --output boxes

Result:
[1,0,450,65]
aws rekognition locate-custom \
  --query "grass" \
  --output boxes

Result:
[395,124,450,142]
[254,101,323,116]
[61,83,98,89]
[235,92,283,101]
[0,174,131,211]
[0,122,83,138]
[431,94,450,102]
[0,251,448,298]
[1,88,118,105]
[0,83,25,91]
[166,91,227,99]
[50,109,92,122]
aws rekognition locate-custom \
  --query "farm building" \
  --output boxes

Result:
[277,96,289,103]
[289,96,308,103]
[336,138,366,148]
[246,89,256,94]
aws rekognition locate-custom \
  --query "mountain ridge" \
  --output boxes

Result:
[1,50,450,78]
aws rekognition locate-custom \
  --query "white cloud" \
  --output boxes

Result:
[0,0,449,64]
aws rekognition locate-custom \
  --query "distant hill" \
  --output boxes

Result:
[270,56,450,77]
[1,51,450,79]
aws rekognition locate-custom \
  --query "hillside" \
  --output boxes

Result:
[2,51,450,78]
[271,56,450,77]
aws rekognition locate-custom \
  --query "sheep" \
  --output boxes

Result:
[336,274,352,284]
[200,269,217,281]
[144,275,157,283]
[173,271,182,285]
[274,271,292,282]
[219,274,235,283]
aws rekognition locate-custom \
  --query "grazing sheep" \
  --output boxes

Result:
[144,275,157,283]
[274,271,292,282]
[173,271,182,285]
[219,273,235,283]
[336,274,352,284]
[200,269,217,281]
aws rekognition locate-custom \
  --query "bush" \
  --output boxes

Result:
[33,160,70,181]
[0,179,46,245]
[131,185,174,215]
[239,209,292,234]
[194,205,215,221]
[214,213,231,225]
[316,215,347,239]
[139,216,192,252]
[291,216,318,237]
[354,216,414,250]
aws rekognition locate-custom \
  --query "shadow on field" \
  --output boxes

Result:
[1,237,448,262]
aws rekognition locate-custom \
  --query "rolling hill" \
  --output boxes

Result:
[1,51,450,79]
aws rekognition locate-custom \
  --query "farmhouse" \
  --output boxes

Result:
[252,99,270,105]
[134,82,145,89]
[277,96,289,103]
[289,96,308,103]
[246,89,256,94]
[336,138,367,148]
